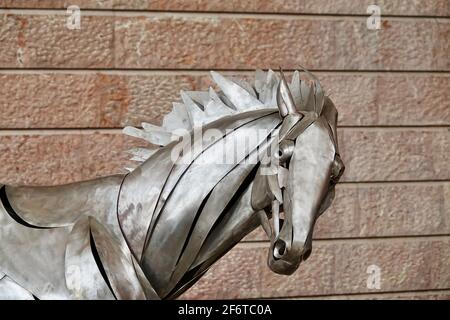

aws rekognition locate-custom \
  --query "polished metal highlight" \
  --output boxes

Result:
[0,69,344,299]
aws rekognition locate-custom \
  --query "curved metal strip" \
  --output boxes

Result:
[65,216,115,300]
[142,115,280,297]
[118,109,278,262]
[131,257,160,300]
[5,175,123,228]
[170,157,259,287]
[177,187,262,299]
[89,217,149,300]
[118,143,179,259]
[192,182,260,270]
[146,109,280,245]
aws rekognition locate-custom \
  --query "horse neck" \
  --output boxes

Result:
[119,109,280,297]
[166,180,262,299]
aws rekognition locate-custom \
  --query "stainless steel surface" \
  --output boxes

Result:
[65,216,115,300]
[0,69,344,299]
[0,276,34,300]
[0,192,72,299]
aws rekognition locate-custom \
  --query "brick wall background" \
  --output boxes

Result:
[0,1,449,299]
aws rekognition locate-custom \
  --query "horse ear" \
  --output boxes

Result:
[277,69,298,117]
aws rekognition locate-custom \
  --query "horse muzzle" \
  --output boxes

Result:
[267,226,313,275]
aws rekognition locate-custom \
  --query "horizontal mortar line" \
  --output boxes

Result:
[0,68,449,75]
[239,234,450,246]
[264,288,450,300]
[0,125,448,134]
[338,125,450,130]
[0,8,448,21]
[0,128,123,135]
[338,180,450,186]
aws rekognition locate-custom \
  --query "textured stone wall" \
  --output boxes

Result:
[0,1,449,299]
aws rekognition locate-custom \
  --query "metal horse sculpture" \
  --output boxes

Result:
[0,69,344,299]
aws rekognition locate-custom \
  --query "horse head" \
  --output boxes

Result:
[251,69,344,275]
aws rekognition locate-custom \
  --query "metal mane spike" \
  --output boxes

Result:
[277,68,298,117]
[123,69,326,167]
[183,91,210,108]
[180,90,205,127]
[289,70,302,109]
[204,87,235,119]
[163,102,192,132]
[297,65,325,114]
[255,69,279,106]
[210,71,263,111]
[141,123,172,145]
[128,147,157,162]
[122,126,170,146]
[229,77,258,98]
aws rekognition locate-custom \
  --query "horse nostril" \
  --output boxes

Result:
[273,239,287,259]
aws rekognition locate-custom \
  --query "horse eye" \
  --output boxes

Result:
[331,154,345,182]
[277,140,295,163]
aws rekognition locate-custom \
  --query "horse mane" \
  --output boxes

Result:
[123,69,326,170]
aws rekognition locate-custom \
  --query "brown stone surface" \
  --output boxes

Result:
[0,128,448,185]
[2,1,449,16]
[245,182,450,241]
[0,14,114,68]
[0,73,199,128]
[182,237,450,299]
[0,1,448,301]
[0,132,147,186]
[1,72,449,128]
[113,15,449,71]
[0,13,448,70]
[339,128,450,182]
